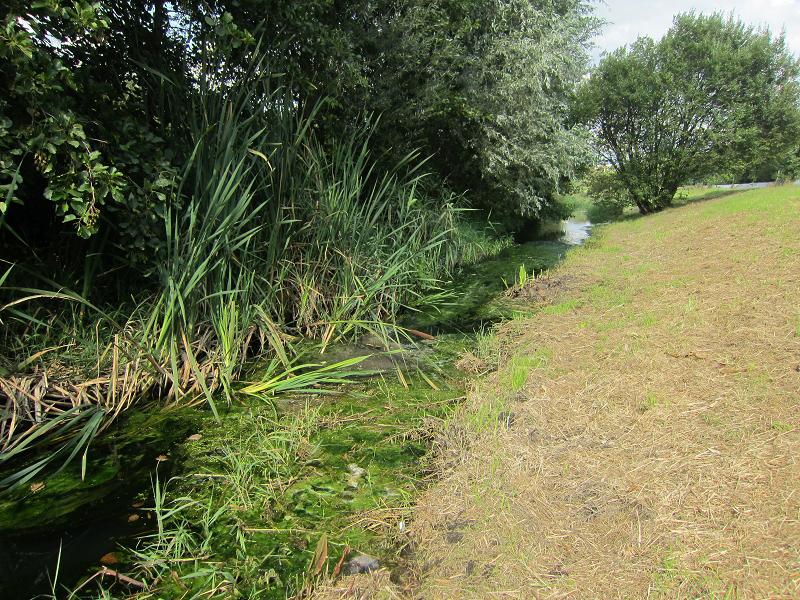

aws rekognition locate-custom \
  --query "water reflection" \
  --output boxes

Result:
[560,218,592,245]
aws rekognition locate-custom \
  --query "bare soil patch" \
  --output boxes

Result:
[503,273,579,304]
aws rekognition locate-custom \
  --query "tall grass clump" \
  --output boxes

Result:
[0,51,497,490]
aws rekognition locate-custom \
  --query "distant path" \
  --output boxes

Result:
[406,186,800,598]
[712,180,800,190]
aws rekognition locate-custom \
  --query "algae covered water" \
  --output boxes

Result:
[0,218,590,599]
[0,410,201,597]
[412,217,591,332]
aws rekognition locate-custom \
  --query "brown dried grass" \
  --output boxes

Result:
[410,187,800,599]
[311,570,401,600]
[0,328,233,455]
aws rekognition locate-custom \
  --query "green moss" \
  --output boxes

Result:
[152,368,464,598]
[0,409,198,534]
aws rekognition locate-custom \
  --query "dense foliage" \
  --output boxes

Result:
[225,0,600,221]
[1,0,598,270]
[578,13,800,213]
[582,166,628,219]
[0,0,597,491]
[366,0,598,221]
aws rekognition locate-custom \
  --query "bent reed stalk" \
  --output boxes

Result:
[0,53,501,491]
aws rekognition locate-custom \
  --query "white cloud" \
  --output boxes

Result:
[591,0,800,61]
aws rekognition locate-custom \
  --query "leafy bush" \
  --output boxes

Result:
[584,167,629,221]
[578,13,800,213]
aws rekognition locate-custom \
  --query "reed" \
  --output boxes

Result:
[0,51,502,491]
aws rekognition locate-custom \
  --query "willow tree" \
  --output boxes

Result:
[366,0,599,222]
[579,13,800,214]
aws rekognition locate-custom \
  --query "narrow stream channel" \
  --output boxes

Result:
[0,217,591,599]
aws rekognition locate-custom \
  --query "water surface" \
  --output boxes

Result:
[1,216,591,598]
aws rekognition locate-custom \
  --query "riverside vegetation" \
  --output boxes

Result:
[1,211,586,599]
[0,0,595,491]
[1,2,596,596]
[3,2,800,599]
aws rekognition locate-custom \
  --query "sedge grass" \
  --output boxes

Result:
[0,49,501,490]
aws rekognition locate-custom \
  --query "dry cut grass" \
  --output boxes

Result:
[407,185,800,599]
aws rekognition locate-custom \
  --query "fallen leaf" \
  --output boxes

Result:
[127,514,140,523]
[187,434,202,442]
[131,500,144,509]
[30,482,45,493]
[332,545,350,578]
[100,552,119,566]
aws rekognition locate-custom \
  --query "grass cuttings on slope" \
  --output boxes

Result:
[395,185,800,599]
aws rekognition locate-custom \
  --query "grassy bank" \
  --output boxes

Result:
[392,185,800,599]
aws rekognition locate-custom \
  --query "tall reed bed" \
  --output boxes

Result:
[0,55,501,490]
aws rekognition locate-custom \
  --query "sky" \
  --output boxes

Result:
[591,0,800,61]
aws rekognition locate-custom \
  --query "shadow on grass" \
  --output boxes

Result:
[673,188,739,206]
[590,188,742,225]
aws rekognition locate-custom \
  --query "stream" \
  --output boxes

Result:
[0,217,591,599]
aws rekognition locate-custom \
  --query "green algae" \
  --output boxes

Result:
[137,366,464,598]
[0,409,198,535]
[0,409,203,600]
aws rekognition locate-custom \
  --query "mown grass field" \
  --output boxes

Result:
[365,185,800,599]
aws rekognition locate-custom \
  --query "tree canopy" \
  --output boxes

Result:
[0,0,598,267]
[578,13,800,213]
[367,0,598,221]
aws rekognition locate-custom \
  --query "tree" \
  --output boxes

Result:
[0,0,600,274]
[578,13,800,214]
[0,0,198,270]
[364,0,599,223]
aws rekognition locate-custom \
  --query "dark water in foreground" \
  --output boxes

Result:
[0,410,199,597]
[0,217,591,599]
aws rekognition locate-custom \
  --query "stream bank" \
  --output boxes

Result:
[0,217,590,599]
[401,186,800,599]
